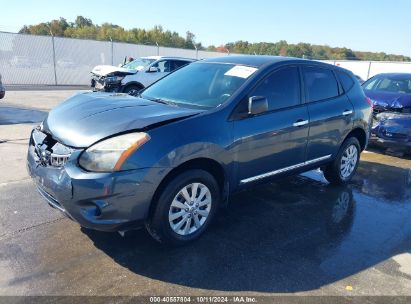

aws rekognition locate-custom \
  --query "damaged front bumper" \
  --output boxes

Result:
[370,112,411,152]
[90,73,124,92]
[26,128,161,232]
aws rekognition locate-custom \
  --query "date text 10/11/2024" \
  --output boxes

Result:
[149,296,257,303]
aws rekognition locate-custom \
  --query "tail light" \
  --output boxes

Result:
[365,97,373,108]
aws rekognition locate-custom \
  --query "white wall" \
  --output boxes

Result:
[319,60,411,81]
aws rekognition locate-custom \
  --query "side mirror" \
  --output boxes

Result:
[248,96,268,115]
[147,66,159,73]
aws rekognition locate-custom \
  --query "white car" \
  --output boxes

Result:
[91,56,196,93]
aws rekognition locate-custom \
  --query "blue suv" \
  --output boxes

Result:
[27,56,372,245]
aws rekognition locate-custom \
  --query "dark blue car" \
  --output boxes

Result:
[27,56,372,245]
[362,73,411,152]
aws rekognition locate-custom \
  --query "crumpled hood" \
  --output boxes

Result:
[91,65,137,77]
[365,91,411,110]
[43,92,204,148]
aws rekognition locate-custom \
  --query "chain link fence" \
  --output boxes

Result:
[1,31,411,86]
[0,31,226,86]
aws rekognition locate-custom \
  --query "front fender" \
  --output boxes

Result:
[124,111,234,185]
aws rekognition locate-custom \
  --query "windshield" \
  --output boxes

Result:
[363,76,411,94]
[141,62,257,109]
[123,58,155,70]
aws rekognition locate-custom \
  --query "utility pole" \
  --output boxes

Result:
[367,61,372,80]
[194,44,198,59]
[109,37,113,65]
[47,25,58,86]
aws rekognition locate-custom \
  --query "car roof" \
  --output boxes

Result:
[200,55,337,69]
[141,56,196,61]
[372,73,411,79]
[141,56,163,60]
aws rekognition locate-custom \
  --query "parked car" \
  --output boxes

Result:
[363,73,411,114]
[362,73,411,152]
[370,113,411,153]
[91,56,195,93]
[0,73,5,99]
[27,56,372,245]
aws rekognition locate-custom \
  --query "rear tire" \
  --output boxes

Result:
[146,169,220,246]
[323,137,361,185]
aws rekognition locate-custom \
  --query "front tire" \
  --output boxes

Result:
[323,137,361,185]
[123,84,143,95]
[146,169,220,246]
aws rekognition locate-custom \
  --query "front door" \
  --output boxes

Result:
[232,66,309,186]
[142,59,173,86]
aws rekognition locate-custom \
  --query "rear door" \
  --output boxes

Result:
[232,66,309,185]
[302,66,354,161]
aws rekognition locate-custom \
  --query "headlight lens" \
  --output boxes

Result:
[105,75,124,84]
[79,132,150,172]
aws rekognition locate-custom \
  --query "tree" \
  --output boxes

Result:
[185,31,196,49]
[75,16,93,28]
[17,17,410,61]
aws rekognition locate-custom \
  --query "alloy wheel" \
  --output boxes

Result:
[168,183,212,236]
[340,144,358,179]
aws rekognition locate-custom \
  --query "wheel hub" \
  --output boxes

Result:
[168,182,212,236]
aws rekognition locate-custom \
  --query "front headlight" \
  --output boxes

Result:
[105,75,124,84]
[79,132,150,172]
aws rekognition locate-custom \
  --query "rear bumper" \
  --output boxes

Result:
[27,138,165,232]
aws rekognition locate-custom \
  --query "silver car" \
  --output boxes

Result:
[91,56,196,94]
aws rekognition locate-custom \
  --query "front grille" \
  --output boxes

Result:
[31,128,72,168]
[50,154,70,167]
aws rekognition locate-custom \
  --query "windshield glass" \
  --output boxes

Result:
[141,62,257,109]
[363,76,411,94]
[123,58,155,70]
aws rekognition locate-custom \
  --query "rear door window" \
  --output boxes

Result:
[303,67,339,102]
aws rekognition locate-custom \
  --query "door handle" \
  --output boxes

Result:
[293,120,309,127]
[342,110,353,116]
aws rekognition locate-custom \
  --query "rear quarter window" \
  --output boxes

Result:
[173,60,190,69]
[303,67,339,102]
[336,70,355,92]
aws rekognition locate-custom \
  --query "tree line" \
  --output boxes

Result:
[208,41,410,61]
[19,16,201,50]
[19,16,410,61]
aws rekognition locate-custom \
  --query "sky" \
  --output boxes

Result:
[1,0,410,56]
